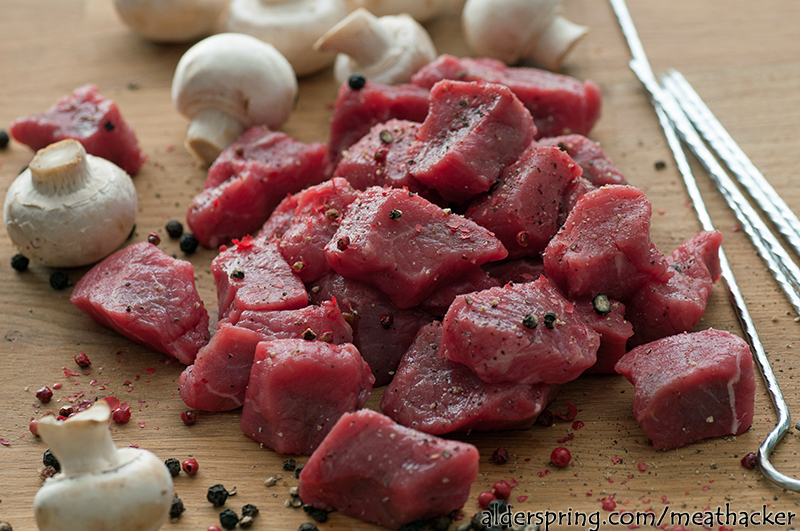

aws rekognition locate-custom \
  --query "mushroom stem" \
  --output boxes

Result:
[527,15,588,71]
[29,139,91,196]
[185,107,247,165]
[315,8,392,67]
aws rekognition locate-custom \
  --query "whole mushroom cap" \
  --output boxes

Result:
[113,0,230,42]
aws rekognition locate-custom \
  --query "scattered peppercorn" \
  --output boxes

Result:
[230,269,245,280]
[477,490,496,510]
[336,236,350,251]
[43,449,60,472]
[379,129,394,143]
[741,452,757,469]
[179,233,199,254]
[592,293,611,315]
[219,508,239,530]
[169,496,185,518]
[550,446,571,468]
[298,524,319,531]
[241,504,259,518]
[516,231,530,247]
[74,352,91,367]
[654,160,667,170]
[301,328,317,341]
[147,232,161,246]
[104,120,115,132]
[182,458,199,475]
[521,313,538,329]
[389,208,402,220]
[112,404,131,424]
[49,271,69,290]
[282,458,297,471]
[181,410,198,425]
[35,386,53,403]
[348,73,366,90]
[207,484,230,506]
[490,447,509,465]
[543,311,557,329]
[324,208,340,220]
[58,405,74,417]
[303,504,328,523]
[294,464,304,479]
[492,480,511,500]
[10,253,28,272]
[165,220,184,239]
[165,458,181,477]
[379,312,394,329]
[0,130,9,149]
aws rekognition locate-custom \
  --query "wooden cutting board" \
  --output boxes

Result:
[3,1,800,529]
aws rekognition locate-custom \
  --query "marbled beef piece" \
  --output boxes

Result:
[298,409,479,530]
[10,84,146,176]
[411,54,602,139]
[180,300,354,412]
[482,257,546,285]
[382,322,559,434]
[626,230,723,347]
[574,299,633,375]
[328,80,430,169]
[272,177,359,284]
[407,80,535,203]
[187,127,328,248]
[325,187,508,309]
[466,145,583,258]
[615,329,755,451]
[71,242,209,365]
[309,273,433,386]
[241,339,374,455]
[211,235,307,324]
[441,276,599,385]
[538,134,627,186]
[543,185,673,302]
[418,266,501,318]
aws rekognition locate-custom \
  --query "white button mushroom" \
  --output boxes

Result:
[171,32,299,165]
[314,8,437,85]
[343,0,449,23]
[112,0,230,42]
[224,0,349,77]
[461,0,589,71]
[3,139,137,268]
[33,401,174,531]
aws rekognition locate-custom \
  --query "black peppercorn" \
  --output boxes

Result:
[543,311,557,329]
[42,449,60,472]
[164,458,181,477]
[238,515,255,528]
[219,508,239,530]
[0,130,9,149]
[179,233,199,254]
[282,458,297,471]
[49,271,69,290]
[104,120,115,131]
[294,463,305,479]
[207,484,229,506]
[303,504,328,523]
[230,269,245,280]
[241,504,259,517]
[348,73,366,90]
[522,313,538,329]
[169,496,185,518]
[379,129,394,143]
[298,524,319,531]
[165,220,184,239]
[654,160,667,170]
[389,208,402,220]
[10,253,29,272]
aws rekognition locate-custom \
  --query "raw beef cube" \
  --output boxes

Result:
[298,409,479,530]
[482,257,545,285]
[466,144,583,258]
[557,176,596,228]
[211,235,307,323]
[241,339,374,455]
[309,273,433,386]
[274,177,359,284]
[70,242,209,365]
[419,266,501,318]
[334,119,438,201]
[543,185,673,301]
[325,186,508,309]
[407,80,535,203]
[180,301,354,412]
[256,192,300,240]
[615,329,755,451]
[328,80,430,169]
[187,127,328,248]
[574,299,633,374]
[538,134,627,186]
[10,84,146,176]
[382,322,559,434]
[626,230,723,347]
[179,324,265,411]
[411,55,602,139]
[441,275,599,385]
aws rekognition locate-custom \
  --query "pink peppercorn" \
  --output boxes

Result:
[492,480,512,500]
[112,404,132,424]
[74,352,91,367]
[208,527,222,531]
[35,386,53,403]
[182,458,199,475]
[29,418,39,436]
[741,452,757,469]
[491,447,509,465]
[477,490,496,509]
[181,410,198,425]
[550,447,571,468]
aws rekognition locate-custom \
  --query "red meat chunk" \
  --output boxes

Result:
[70,242,209,365]
[482,257,545,285]
[381,322,559,434]
[407,80,535,203]
[180,301,353,412]
[328,80,430,169]
[574,299,633,375]
[543,185,673,301]
[298,409,479,530]
[326,187,507,309]
[626,230,723,347]
[10,84,146,176]
[538,134,627,186]
[241,339,374,455]
[257,192,300,240]
[309,273,433,386]
[211,236,307,324]
[187,127,328,248]
[615,329,755,451]
[272,177,359,284]
[411,55,602,139]
[557,176,597,227]
[466,144,583,258]
[418,266,501,318]
[441,276,599,385]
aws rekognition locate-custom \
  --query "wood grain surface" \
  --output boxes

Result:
[2,1,800,530]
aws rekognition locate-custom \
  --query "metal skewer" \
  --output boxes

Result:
[609,0,800,492]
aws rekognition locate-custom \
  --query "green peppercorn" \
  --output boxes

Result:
[241,504,259,518]
[10,253,28,272]
[592,293,611,315]
[165,220,183,239]
[379,129,394,144]
[169,496,185,518]
[348,73,366,90]
[49,271,69,291]
[207,484,229,506]
[282,458,297,471]
[389,208,402,220]
[543,311,557,329]
[43,449,60,472]
[219,508,239,530]
[164,458,181,477]
[522,313,538,329]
